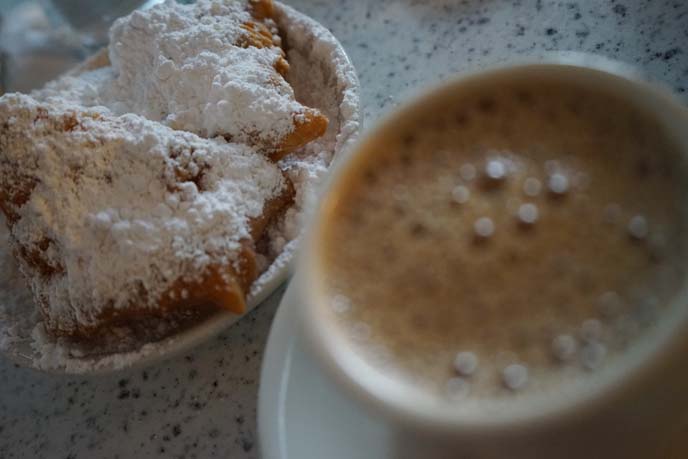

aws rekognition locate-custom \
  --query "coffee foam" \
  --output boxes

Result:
[318,75,688,401]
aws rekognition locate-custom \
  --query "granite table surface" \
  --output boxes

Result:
[2,0,687,458]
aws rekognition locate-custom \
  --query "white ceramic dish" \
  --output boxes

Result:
[0,2,360,374]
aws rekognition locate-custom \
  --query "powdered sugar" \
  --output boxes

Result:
[0,1,360,373]
[1,93,286,334]
[35,0,313,153]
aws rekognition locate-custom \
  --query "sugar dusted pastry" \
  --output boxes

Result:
[34,0,328,160]
[0,94,294,339]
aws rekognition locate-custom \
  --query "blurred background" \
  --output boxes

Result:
[0,0,171,93]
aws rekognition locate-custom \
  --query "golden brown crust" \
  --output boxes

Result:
[269,109,330,161]
[241,0,288,77]
[239,21,290,76]
[247,0,275,21]
[238,0,329,158]
[248,170,296,240]
[156,246,257,318]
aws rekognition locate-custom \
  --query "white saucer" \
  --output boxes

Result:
[257,276,394,459]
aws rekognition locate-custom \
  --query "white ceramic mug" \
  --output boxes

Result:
[296,57,688,458]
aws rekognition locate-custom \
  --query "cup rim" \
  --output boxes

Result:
[297,55,688,432]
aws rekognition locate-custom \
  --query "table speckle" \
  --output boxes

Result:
[1,0,687,457]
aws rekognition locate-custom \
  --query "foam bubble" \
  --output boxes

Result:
[581,342,606,370]
[502,364,529,390]
[552,334,578,361]
[517,203,539,225]
[451,185,471,204]
[485,159,507,180]
[523,177,542,197]
[548,173,569,195]
[460,163,477,181]
[628,215,649,239]
[474,217,495,238]
[453,351,479,376]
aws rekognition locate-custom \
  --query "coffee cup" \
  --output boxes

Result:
[296,56,688,458]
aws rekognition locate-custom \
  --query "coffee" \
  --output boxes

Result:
[315,74,687,400]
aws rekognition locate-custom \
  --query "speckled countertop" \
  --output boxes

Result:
[2,1,687,458]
